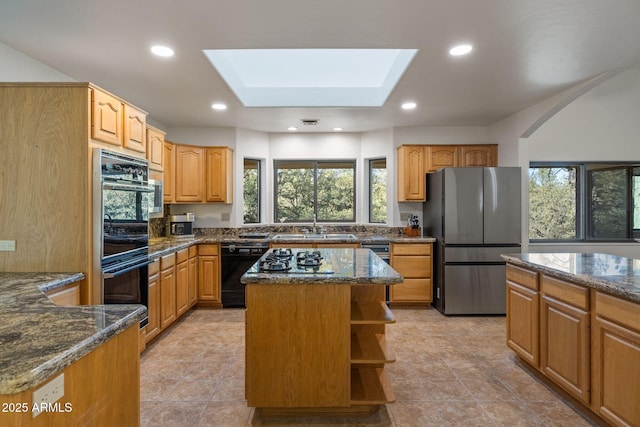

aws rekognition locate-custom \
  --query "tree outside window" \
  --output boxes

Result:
[243,158,261,223]
[369,158,387,223]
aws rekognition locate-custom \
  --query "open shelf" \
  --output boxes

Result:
[350,301,396,324]
[351,333,396,364]
[351,366,396,405]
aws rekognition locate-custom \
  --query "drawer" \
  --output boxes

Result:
[391,278,432,302]
[189,245,197,257]
[199,244,219,256]
[541,275,589,310]
[176,248,189,264]
[391,256,431,278]
[596,292,640,332]
[160,252,175,270]
[148,259,160,275]
[506,264,538,291]
[391,243,432,256]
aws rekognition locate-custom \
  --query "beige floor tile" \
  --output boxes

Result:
[479,400,546,426]
[167,379,220,401]
[198,401,252,427]
[145,401,207,427]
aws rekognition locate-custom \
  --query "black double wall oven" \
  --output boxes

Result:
[94,148,151,327]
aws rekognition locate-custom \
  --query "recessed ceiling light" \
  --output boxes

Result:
[401,102,417,110]
[211,103,227,110]
[449,44,473,56]
[150,45,174,57]
[333,127,344,132]
[287,127,298,131]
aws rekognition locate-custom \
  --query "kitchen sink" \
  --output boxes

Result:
[272,233,357,240]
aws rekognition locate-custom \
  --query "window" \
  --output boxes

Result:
[274,160,355,222]
[529,162,640,241]
[369,158,387,223]
[243,158,261,223]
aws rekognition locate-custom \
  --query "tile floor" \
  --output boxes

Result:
[140,307,600,427]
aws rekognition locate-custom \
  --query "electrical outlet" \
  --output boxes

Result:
[32,373,64,417]
[0,240,16,251]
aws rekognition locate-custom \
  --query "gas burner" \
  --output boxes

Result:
[272,248,293,259]
[296,251,323,267]
[259,259,291,272]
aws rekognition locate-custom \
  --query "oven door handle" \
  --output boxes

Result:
[103,182,153,193]
[103,259,151,279]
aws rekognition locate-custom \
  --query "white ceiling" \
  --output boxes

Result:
[1,0,639,133]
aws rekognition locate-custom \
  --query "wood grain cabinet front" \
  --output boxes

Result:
[163,140,175,203]
[389,243,432,304]
[175,249,190,317]
[146,126,165,171]
[160,253,177,329]
[91,88,123,147]
[426,145,459,172]
[205,147,233,203]
[188,245,198,307]
[146,260,161,343]
[175,145,204,202]
[123,104,146,153]
[506,265,539,366]
[198,244,221,307]
[460,145,497,167]
[397,145,426,202]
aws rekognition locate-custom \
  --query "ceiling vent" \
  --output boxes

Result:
[301,119,318,126]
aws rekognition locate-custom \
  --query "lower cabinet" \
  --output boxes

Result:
[592,292,640,426]
[389,243,432,304]
[44,280,82,306]
[175,249,189,317]
[160,253,177,329]
[198,244,221,307]
[188,245,198,307]
[146,260,161,343]
[506,265,539,366]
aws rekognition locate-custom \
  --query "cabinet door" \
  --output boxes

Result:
[175,145,204,202]
[540,295,590,403]
[506,281,539,366]
[205,147,233,203]
[163,141,174,203]
[147,127,165,171]
[460,145,497,167]
[123,104,146,153]
[390,278,431,302]
[426,145,459,172]
[91,88,122,146]
[188,255,198,307]
[146,272,160,342]
[397,145,426,201]
[390,243,432,303]
[160,267,176,329]
[198,255,220,302]
[176,260,189,317]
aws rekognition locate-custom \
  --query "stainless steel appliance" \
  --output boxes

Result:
[221,234,269,308]
[168,213,195,238]
[94,148,151,326]
[148,178,163,218]
[424,167,521,315]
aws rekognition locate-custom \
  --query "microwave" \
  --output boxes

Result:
[148,179,163,217]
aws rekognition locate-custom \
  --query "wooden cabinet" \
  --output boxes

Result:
[506,265,539,366]
[426,145,459,172]
[44,281,82,306]
[175,145,204,202]
[146,126,165,171]
[592,292,640,426]
[397,145,426,201]
[175,249,190,317]
[389,243,432,304]
[188,245,198,307]
[540,275,590,404]
[198,244,221,307]
[460,145,497,167]
[163,140,174,203]
[146,260,161,343]
[91,88,123,147]
[123,104,146,153]
[205,147,233,203]
[159,253,176,329]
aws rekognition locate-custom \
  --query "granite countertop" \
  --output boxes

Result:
[0,272,146,395]
[240,248,404,285]
[502,252,640,303]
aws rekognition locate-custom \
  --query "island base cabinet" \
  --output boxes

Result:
[246,284,351,409]
[0,324,139,426]
[592,292,640,426]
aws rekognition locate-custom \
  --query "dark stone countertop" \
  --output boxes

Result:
[502,252,640,303]
[0,272,146,395]
[240,248,404,285]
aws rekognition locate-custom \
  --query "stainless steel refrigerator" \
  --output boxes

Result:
[424,167,521,315]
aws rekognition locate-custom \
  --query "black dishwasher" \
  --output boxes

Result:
[221,238,269,308]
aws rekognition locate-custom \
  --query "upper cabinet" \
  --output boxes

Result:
[397,145,426,202]
[163,140,175,203]
[205,147,233,203]
[175,145,204,202]
[397,144,498,201]
[90,85,148,158]
[146,126,165,171]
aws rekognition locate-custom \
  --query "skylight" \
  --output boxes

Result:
[203,49,418,107]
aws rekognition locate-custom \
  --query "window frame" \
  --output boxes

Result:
[529,161,640,243]
[273,159,357,223]
[243,158,262,224]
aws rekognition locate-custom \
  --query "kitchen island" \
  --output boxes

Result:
[502,253,640,427]
[0,272,145,426]
[241,248,403,416]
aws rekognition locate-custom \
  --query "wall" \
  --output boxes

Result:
[361,128,394,224]
[0,42,74,81]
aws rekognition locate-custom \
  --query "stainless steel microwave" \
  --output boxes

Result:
[148,179,163,217]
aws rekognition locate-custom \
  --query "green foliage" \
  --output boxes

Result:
[243,167,259,223]
[370,168,387,223]
[590,168,627,238]
[528,167,576,239]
